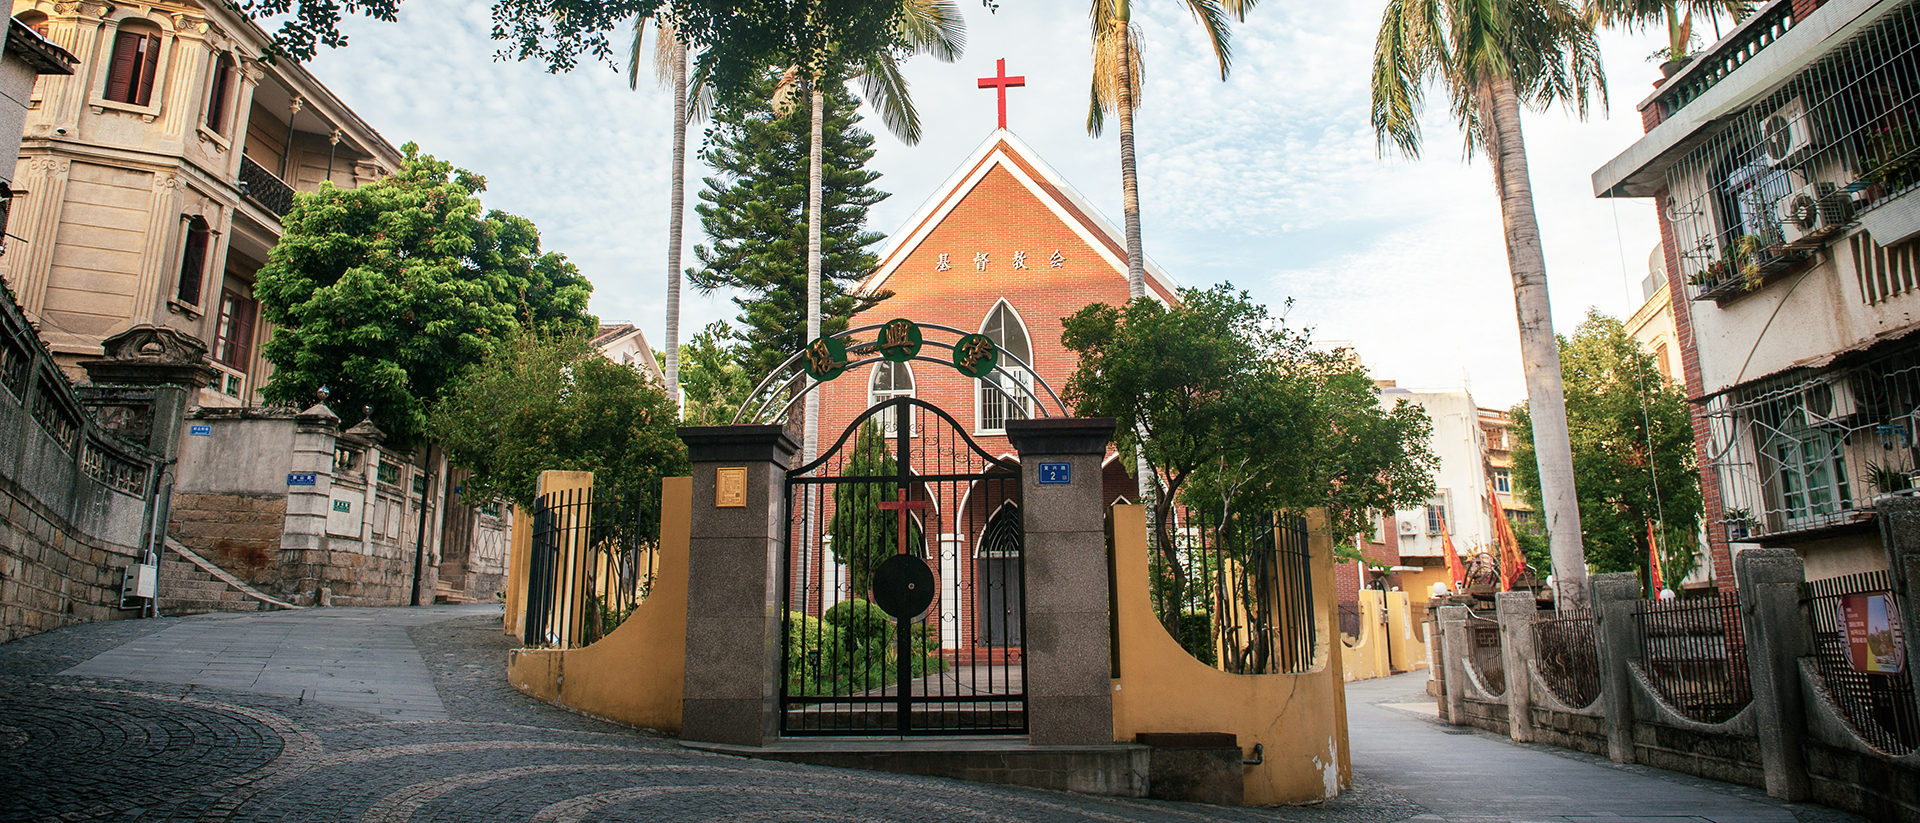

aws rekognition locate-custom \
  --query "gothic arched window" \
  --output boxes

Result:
[869,360,914,436]
[976,301,1032,433]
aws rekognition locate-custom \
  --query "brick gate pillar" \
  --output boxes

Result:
[1005,417,1116,746]
[676,425,797,747]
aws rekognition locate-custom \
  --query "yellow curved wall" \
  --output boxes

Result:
[505,475,691,733]
[1341,590,1391,682]
[1109,505,1352,805]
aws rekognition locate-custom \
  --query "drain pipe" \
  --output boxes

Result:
[1242,743,1263,766]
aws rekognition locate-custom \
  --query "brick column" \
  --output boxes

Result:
[1592,572,1642,763]
[1005,417,1116,746]
[1734,548,1811,801]
[676,425,795,747]
[1495,590,1536,742]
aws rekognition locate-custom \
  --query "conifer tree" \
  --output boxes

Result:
[690,70,890,382]
[827,419,923,598]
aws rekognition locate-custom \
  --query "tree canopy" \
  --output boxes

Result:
[1511,309,1702,585]
[671,320,756,426]
[690,69,890,381]
[1061,285,1438,543]
[255,144,594,445]
[429,333,688,507]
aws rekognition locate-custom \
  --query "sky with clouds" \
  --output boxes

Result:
[303,0,1694,410]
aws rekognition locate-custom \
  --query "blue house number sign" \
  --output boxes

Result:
[189,424,211,436]
[287,473,317,486]
[1037,462,1071,485]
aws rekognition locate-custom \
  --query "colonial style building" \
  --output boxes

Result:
[2,0,400,407]
[1594,0,1920,582]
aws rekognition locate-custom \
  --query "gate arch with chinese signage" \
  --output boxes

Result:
[783,395,1026,735]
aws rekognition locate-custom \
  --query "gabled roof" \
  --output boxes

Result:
[859,129,1178,299]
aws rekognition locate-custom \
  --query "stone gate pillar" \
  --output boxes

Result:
[1734,548,1811,801]
[676,425,796,747]
[1878,495,1920,728]
[1495,590,1536,742]
[1592,572,1642,764]
[1005,417,1116,746]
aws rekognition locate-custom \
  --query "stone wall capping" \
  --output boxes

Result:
[677,425,798,464]
[1004,418,1115,455]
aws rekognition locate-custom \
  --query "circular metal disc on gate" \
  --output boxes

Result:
[872,554,936,620]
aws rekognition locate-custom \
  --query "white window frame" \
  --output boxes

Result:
[869,360,916,437]
[91,16,174,120]
[974,299,1034,436]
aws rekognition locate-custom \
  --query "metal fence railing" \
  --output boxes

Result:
[1152,508,1315,675]
[1635,594,1753,723]
[523,486,660,649]
[1533,607,1602,709]
[1466,609,1506,697]
[1805,570,1920,754]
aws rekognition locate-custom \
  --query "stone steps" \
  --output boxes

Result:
[156,546,273,617]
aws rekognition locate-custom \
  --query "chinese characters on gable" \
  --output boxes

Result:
[933,249,1063,272]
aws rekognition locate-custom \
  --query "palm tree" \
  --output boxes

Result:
[1584,0,1750,69]
[631,14,695,415]
[765,0,963,461]
[1372,0,1604,605]
[1086,0,1253,301]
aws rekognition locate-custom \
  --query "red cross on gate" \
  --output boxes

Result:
[877,489,928,556]
[976,58,1025,130]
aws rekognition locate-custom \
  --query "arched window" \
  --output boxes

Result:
[204,53,234,133]
[869,360,914,436]
[176,216,210,305]
[977,301,1032,433]
[103,20,162,106]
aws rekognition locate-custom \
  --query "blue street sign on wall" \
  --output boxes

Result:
[1038,462,1071,485]
[189,425,211,436]
[287,473,317,486]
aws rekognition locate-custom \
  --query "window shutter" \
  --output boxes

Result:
[205,56,231,132]
[176,224,207,305]
[231,294,257,367]
[104,31,139,104]
[135,34,160,106]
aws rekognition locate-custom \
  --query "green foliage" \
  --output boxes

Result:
[427,332,688,507]
[670,321,755,426]
[1060,285,1438,542]
[255,144,594,445]
[1511,310,1702,583]
[690,69,891,380]
[785,599,945,698]
[824,597,891,641]
[827,420,924,597]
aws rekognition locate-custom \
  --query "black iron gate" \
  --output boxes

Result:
[783,396,1026,735]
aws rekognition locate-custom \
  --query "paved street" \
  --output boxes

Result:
[0,608,1863,822]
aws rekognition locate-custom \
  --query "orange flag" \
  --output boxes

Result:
[1647,520,1666,594]
[1441,514,1465,591]
[1490,488,1525,591]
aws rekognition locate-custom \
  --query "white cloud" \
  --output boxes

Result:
[305,0,1671,409]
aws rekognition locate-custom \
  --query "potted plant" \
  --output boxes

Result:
[1723,508,1755,542]
[1860,121,1920,195]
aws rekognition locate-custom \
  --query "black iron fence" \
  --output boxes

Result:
[1153,508,1315,675]
[1533,607,1602,709]
[1466,609,1506,697]
[238,155,295,217]
[1804,570,1920,754]
[523,486,660,649]
[1634,594,1753,723]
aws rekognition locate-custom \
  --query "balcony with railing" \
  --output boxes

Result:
[238,154,295,218]
[1652,1,1798,119]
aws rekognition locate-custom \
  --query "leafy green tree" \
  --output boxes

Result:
[826,420,924,598]
[1511,310,1701,590]
[669,321,755,426]
[1371,0,1606,604]
[428,333,688,507]
[690,70,890,381]
[254,144,593,445]
[1062,285,1437,626]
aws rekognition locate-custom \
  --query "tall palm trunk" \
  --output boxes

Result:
[1114,11,1146,301]
[1480,74,1588,606]
[804,86,825,463]
[665,43,688,414]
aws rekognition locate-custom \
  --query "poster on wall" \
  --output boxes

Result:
[1841,593,1906,673]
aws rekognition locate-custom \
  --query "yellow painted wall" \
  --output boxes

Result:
[1400,567,1451,601]
[504,476,691,733]
[1109,505,1352,805]
[1341,590,1390,682]
[1384,592,1430,673]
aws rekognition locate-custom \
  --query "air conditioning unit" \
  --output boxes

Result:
[1761,98,1815,167]
[1398,519,1419,537]
[1776,182,1851,246]
[1804,374,1858,427]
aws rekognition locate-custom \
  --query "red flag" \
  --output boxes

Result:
[1441,514,1465,591]
[1648,520,1666,594]
[1490,488,1525,591]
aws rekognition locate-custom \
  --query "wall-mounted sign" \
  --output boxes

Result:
[332,500,351,513]
[877,318,923,362]
[801,336,850,382]
[287,473,317,486]
[1038,462,1071,485]
[1842,593,1905,673]
[715,467,747,508]
[951,333,1000,379]
[189,424,211,436]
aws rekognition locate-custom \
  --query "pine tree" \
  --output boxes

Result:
[690,70,890,381]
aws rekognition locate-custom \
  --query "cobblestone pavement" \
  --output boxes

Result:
[0,609,1862,823]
